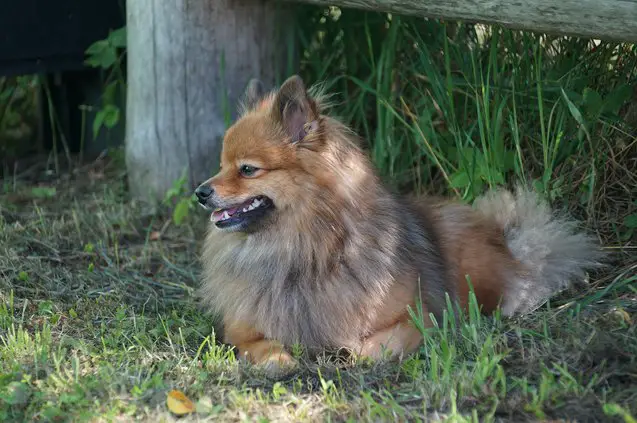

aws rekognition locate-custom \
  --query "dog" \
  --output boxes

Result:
[194,75,605,376]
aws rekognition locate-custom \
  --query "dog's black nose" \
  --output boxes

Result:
[195,184,214,203]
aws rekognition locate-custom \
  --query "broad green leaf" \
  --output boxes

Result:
[98,47,118,69]
[109,27,127,48]
[582,87,603,120]
[102,105,121,128]
[491,172,506,185]
[103,81,118,105]
[173,199,190,226]
[602,84,632,116]
[84,56,102,68]
[85,40,108,56]
[449,171,470,188]
[93,109,106,139]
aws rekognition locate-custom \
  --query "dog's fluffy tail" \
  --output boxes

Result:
[473,186,607,316]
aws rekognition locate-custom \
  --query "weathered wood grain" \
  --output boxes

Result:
[125,0,295,204]
[294,0,637,42]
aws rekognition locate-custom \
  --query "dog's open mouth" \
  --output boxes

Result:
[211,196,273,228]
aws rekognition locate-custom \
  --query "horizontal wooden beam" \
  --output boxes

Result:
[293,0,637,43]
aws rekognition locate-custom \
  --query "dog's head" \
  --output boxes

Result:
[195,75,343,233]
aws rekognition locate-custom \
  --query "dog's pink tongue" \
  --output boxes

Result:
[211,207,239,223]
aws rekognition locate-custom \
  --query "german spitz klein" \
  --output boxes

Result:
[194,75,605,376]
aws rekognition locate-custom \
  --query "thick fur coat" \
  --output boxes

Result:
[195,75,605,375]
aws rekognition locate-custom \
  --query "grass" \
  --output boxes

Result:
[0,163,635,422]
[1,5,637,422]
[294,8,637,224]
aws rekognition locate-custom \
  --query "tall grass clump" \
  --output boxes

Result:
[293,6,637,243]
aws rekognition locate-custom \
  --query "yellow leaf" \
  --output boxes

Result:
[166,390,195,415]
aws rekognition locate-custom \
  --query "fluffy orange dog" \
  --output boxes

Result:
[195,75,604,376]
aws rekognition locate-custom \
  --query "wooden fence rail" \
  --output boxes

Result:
[295,0,637,43]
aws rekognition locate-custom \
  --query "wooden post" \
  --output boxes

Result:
[294,0,637,43]
[125,0,295,204]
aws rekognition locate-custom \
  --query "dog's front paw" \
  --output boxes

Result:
[258,350,299,377]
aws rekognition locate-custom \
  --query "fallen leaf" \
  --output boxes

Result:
[149,231,161,241]
[166,390,195,415]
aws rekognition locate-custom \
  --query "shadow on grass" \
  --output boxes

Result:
[1,155,635,422]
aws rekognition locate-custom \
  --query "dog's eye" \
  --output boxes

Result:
[239,165,259,177]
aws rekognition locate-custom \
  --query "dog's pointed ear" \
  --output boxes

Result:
[240,78,266,113]
[271,75,319,144]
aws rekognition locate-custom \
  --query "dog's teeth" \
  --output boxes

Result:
[247,205,255,211]
[222,211,230,220]
[243,208,248,212]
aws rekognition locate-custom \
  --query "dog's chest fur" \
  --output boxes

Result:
[199,209,425,349]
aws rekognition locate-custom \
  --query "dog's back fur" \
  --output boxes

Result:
[197,75,605,371]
